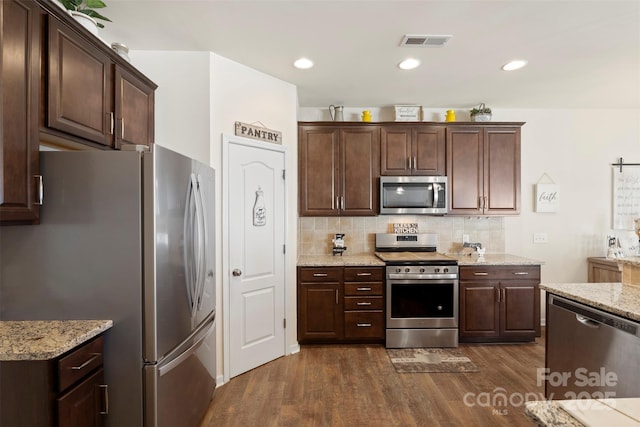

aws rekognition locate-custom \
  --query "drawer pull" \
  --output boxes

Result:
[356,272,372,276]
[99,384,109,415]
[71,354,101,371]
[473,272,488,276]
[313,273,328,277]
[356,287,372,291]
[356,323,372,327]
[513,272,529,275]
[356,302,372,306]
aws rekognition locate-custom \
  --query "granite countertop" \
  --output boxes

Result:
[540,282,640,322]
[525,401,585,427]
[0,320,113,361]
[448,253,543,266]
[297,253,542,267]
[526,399,640,426]
[297,254,386,267]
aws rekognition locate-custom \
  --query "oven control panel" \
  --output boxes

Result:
[386,265,458,280]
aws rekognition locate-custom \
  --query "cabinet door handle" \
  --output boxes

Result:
[71,353,101,371]
[407,157,411,170]
[99,384,109,414]
[473,272,488,276]
[109,112,114,135]
[313,273,328,277]
[356,323,372,327]
[496,287,501,302]
[121,118,125,139]
[356,272,372,276]
[335,289,339,305]
[356,302,372,306]
[484,196,488,210]
[413,156,417,170]
[356,287,372,291]
[513,272,529,275]
[34,175,43,205]
[341,196,345,211]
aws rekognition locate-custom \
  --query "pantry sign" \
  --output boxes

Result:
[235,121,282,144]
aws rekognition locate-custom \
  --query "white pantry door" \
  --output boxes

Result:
[223,135,286,379]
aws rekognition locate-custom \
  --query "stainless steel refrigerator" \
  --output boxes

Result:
[0,144,217,427]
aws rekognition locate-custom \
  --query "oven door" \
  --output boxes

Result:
[386,278,459,329]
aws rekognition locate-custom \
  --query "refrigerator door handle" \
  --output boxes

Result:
[158,314,216,377]
[183,174,198,314]
[194,175,207,311]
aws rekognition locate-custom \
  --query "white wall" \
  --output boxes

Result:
[128,50,299,384]
[129,51,212,164]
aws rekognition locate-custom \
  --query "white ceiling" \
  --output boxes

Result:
[100,0,640,109]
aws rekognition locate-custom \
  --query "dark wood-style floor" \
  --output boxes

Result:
[200,335,545,427]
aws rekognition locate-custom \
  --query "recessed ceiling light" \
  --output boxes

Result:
[502,59,528,71]
[399,58,421,70]
[293,58,314,70]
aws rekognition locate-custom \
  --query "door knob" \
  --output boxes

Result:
[232,269,242,277]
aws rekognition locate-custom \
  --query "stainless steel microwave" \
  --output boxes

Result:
[379,176,448,215]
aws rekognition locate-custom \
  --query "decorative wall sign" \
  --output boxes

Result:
[612,165,640,230]
[535,173,559,213]
[393,223,419,234]
[235,121,282,144]
[253,186,266,226]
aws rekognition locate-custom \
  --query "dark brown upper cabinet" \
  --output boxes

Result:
[380,125,445,176]
[447,125,522,216]
[0,0,42,223]
[299,123,380,216]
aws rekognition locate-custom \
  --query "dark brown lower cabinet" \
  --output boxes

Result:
[0,335,107,427]
[459,265,540,343]
[297,266,384,343]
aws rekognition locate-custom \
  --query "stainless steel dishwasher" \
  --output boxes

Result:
[545,294,640,399]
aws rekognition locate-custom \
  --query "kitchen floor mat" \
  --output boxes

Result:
[387,348,480,373]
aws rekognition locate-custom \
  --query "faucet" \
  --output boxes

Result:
[463,242,483,251]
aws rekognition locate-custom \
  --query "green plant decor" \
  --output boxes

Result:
[470,106,492,116]
[61,0,111,28]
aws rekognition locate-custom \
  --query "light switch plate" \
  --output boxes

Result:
[533,232,548,243]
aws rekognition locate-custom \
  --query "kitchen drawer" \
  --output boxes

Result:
[298,267,342,283]
[459,265,540,281]
[58,336,104,392]
[344,296,384,311]
[344,282,383,296]
[344,267,384,282]
[344,311,384,339]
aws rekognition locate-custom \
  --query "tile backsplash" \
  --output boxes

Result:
[298,215,505,256]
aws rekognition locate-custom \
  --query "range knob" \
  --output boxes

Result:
[419,268,425,273]
[444,268,449,273]
[434,268,440,273]
[395,268,401,273]
[405,268,410,273]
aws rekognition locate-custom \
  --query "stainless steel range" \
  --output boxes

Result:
[375,233,459,348]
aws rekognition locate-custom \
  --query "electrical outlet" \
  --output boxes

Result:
[533,233,548,244]
[463,234,470,244]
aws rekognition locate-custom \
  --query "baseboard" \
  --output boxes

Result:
[289,343,300,354]
[215,375,225,388]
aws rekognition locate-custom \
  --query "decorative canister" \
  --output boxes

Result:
[111,42,131,62]
[445,110,456,122]
[362,110,371,122]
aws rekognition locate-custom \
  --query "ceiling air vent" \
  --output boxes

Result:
[400,34,452,47]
